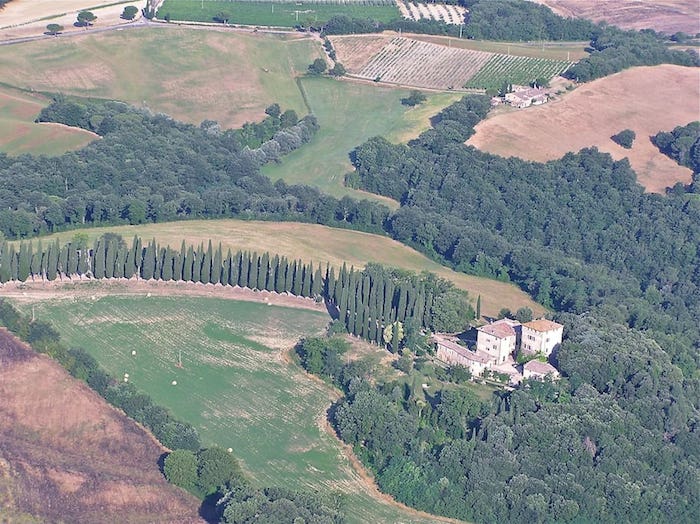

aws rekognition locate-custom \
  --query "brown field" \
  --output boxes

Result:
[0,328,203,523]
[530,0,700,35]
[18,219,546,318]
[467,65,700,193]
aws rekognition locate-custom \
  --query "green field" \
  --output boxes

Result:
[158,0,400,27]
[263,77,461,199]
[0,27,320,129]
[14,295,449,524]
[0,84,96,156]
[465,54,573,90]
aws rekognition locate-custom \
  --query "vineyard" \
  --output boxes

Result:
[464,54,574,90]
[157,0,400,26]
[396,1,466,25]
[333,36,574,91]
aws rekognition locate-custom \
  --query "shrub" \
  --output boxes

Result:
[611,129,636,149]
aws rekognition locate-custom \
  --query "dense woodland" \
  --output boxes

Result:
[653,121,700,176]
[299,314,699,523]
[350,94,700,376]
[0,98,389,239]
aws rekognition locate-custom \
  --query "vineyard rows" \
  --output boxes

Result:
[356,37,491,89]
[465,54,574,90]
[395,1,466,25]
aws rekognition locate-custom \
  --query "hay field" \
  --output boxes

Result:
[0,84,97,155]
[24,219,545,317]
[467,65,700,193]
[0,27,320,129]
[263,76,461,200]
[529,0,700,35]
[0,329,202,523]
[12,296,455,524]
[0,0,135,27]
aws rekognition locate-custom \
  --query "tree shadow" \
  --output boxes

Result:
[199,493,221,523]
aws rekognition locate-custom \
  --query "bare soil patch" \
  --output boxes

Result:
[467,64,700,193]
[529,0,700,35]
[0,328,203,523]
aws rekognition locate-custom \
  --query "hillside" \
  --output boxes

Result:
[23,219,545,317]
[0,328,203,523]
[467,64,699,193]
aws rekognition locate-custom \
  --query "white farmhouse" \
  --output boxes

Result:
[476,319,519,364]
[520,319,563,357]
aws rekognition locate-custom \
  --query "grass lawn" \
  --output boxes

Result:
[157,0,400,27]
[263,76,461,200]
[18,219,546,317]
[0,27,321,129]
[14,295,448,523]
[0,84,96,155]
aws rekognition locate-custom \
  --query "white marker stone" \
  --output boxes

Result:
[171,380,177,386]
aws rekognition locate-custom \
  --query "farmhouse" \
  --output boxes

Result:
[504,85,549,108]
[433,334,491,377]
[476,318,518,364]
[521,319,563,357]
[523,360,560,381]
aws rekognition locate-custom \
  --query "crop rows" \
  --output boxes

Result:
[464,54,573,90]
[395,1,466,25]
[356,37,491,89]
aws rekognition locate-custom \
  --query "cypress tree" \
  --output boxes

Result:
[347,289,357,333]
[66,241,78,276]
[239,251,250,287]
[174,241,186,281]
[30,241,43,279]
[360,306,370,339]
[9,245,18,281]
[476,294,482,319]
[58,243,69,278]
[292,260,303,296]
[155,247,166,280]
[424,292,434,329]
[131,236,142,277]
[47,241,59,281]
[382,279,394,324]
[248,252,259,289]
[93,239,106,279]
[391,322,401,353]
[361,276,371,308]
[114,244,125,278]
[124,239,135,279]
[257,252,269,290]
[339,279,350,320]
[192,243,203,283]
[201,240,212,284]
[141,240,156,280]
[284,259,294,294]
[275,257,286,293]
[268,254,279,291]
[222,249,232,286]
[105,240,116,279]
[312,266,323,297]
[0,241,11,283]
[397,285,408,322]
[184,245,194,282]
[162,247,174,281]
[211,243,222,284]
[414,290,426,328]
[229,250,240,286]
[301,262,312,297]
[17,242,30,282]
[78,243,89,277]
[368,302,378,342]
[326,265,336,301]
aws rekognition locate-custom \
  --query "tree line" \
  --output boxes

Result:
[0,235,472,345]
[0,96,390,239]
[652,121,700,177]
[298,314,700,524]
[349,93,700,377]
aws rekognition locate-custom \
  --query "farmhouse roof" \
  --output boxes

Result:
[523,319,563,332]
[433,335,491,363]
[478,320,517,339]
[524,360,559,376]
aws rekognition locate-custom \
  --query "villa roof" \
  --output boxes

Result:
[433,335,491,364]
[523,319,563,333]
[523,360,559,376]
[478,320,517,339]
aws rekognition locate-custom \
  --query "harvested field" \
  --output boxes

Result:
[17,219,546,317]
[9,296,458,523]
[0,84,97,155]
[0,27,319,129]
[0,328,203,523]
[467,64,700,193]
[332,35,573,90]
[528,0,700,35]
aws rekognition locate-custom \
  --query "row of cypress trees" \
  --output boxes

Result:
[0,236,462,348]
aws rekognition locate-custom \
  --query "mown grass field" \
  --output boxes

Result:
[0,27,320,129]
[263,76,461,200]
[21,219,546,317]
[0,84,96,155]
[157,0,400,27]
[13,295,450,523]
